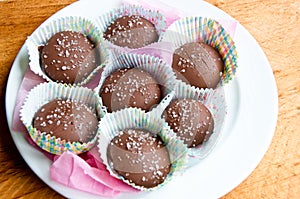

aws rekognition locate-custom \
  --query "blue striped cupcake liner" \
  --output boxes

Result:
[160,16,238,86]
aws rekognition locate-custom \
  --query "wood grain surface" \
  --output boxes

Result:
[0,0,299,198]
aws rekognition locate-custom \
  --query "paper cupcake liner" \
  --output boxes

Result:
[166,83,227,158]
[97,108,188,191]
[94,4,167,52]
[26,16,109,86]
[95,52,177,112]
[20,82,106,155]
[148,90,175,119]
[110,41,175,67]
[160,16,238,86]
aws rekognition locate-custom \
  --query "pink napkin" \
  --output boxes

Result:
[12,68,44,133]
[26,129,136,197]
[11,1,238,197]
[51,151,137,197]
[128,41,174,66]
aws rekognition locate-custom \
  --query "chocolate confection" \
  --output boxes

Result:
[163,98,214,148]
[172,42,224,88]
[103,15,159,49]
[100,68,161,112]
[40,31,99,84]
[33,99,98,143]
[107,129,171,188]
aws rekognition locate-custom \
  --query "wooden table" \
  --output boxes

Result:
[0,0,299,198]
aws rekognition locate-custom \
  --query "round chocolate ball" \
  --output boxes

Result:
[100,68,161,112]
[33,99,98,143]
[103,15,159,49]
[163,99,214,148]
[107,129,171,188]
[172,42,224,88]
[40,31,99,84]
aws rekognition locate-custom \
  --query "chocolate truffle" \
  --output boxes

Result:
[40,31,99,84]
[107,129,171,188]
[172,42,224,88]
[33,99,98,143]
[103,15,159,49]
[100,68,161,112]
[163,99,214,148]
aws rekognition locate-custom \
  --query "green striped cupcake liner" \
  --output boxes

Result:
[20,82,106,155]
[98,107,188,191]
[160,16,238,86]
[26,16,109,86]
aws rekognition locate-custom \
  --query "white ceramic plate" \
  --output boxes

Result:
[5,0,278,198]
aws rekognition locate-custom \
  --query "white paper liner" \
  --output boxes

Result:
[20,82,106,154]
[94,52,177,112]
[160,16,238,86]
[98,107,188,191]
[109,41,175,67]
[26,16,108,86]
[94,4,167,51]
[167,83,227,158]
[148,90,175,118]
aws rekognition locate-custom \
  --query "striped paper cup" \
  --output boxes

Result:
[20,82,106,155]
[160,16,238,87]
